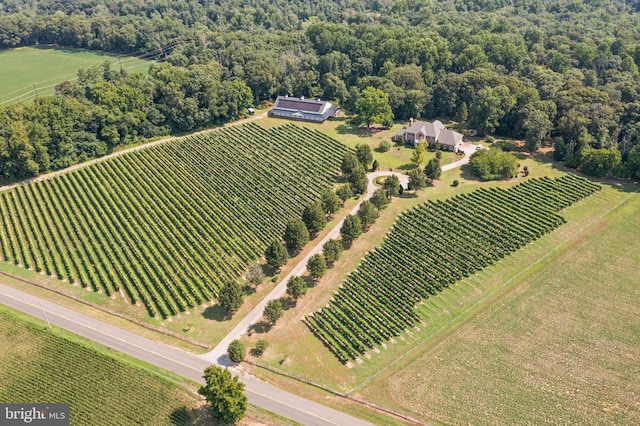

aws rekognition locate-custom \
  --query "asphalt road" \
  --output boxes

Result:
[0,283,373,426]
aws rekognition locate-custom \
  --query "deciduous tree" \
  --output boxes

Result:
[336,184,353,204]
[287,276,308,300]
[411,140,427,167]
[301,202,327,235]
[265,240,288,270]
[218,281,244,316]
[349,164,368,195]
[424,158,442,181]
[321,189,340,216]
[227,339,246,363]
[322,239,343,266]
[354,86,394,128]
[408,168,427,191]
[283,218,310,253]
[355,143,373,168]
[264,299,283,324]
[370,188,390,211]
[307,254,327,280]
[383,174,401,198]
[340,214,362,246]
[199,366,247,425]
[357,200,378,230]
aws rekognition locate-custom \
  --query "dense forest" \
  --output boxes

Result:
[1,0,640,179]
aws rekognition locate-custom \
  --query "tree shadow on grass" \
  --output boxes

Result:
[169,405,216,426]
[202,304,228,322]
[281,297,296,310]
[249,321,273,334]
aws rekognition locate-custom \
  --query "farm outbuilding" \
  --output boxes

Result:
[268,96,339,123]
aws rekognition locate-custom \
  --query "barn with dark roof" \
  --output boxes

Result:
[268,96,339,122]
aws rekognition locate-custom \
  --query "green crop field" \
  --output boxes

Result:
[0,123,349,318]
[0,306,206,425]
[305,174,600,364]
[0,46,152,104]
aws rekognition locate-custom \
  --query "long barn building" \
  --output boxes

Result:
[269,96,338,123]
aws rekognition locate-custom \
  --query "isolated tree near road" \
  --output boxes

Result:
[287,276,307,300]
[227,339,246,363]
[218,281,244,316]
[199,365,247,424]
[307,253,327,280]
[340,214,362,246]
[283,218,309,253]
[370,187,389,211]
[323,239,343,266]
[383,174,401,198]
[264,299,283,324]
[354,86,394,128]
[265,240,288,270]
[301,202,327,235]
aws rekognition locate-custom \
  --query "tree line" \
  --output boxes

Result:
[2,0,640,178]
[0,61,252,179]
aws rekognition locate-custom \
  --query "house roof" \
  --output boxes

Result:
[438,128,463,147]
[401,120,444,138]
[423,120,444,139]
[269,96,338,122]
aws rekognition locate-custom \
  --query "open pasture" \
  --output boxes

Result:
[0,46,151,104]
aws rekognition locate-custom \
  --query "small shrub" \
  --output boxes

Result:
[378,139,392,152]
[228,340,246,363]
[253,340,269,357]
[452,179,459,187]
[486,136,495,144]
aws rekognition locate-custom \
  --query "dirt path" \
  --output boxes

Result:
[0,112,268,193]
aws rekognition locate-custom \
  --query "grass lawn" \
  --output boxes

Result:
[0,46,152,104]
[0,305,300,426]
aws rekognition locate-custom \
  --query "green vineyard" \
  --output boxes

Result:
[0,123,349,318]
[0,308,201,425]
[305,174,601,363]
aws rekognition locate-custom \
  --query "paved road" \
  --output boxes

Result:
[0,283,372,426]
[202,142,475,365]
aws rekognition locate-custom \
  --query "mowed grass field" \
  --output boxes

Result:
[0,46,152,104]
